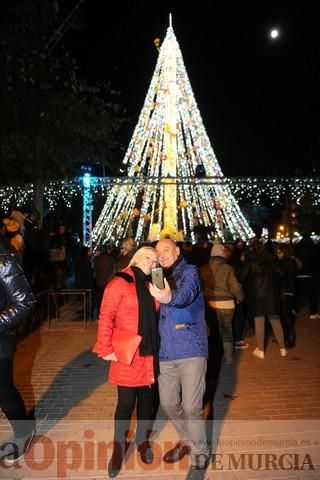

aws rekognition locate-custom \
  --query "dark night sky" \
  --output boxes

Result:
[63,0,320,177]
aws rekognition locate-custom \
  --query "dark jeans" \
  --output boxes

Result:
[203,306,223,402]
[114,385,154,449]
[233,301,248,343]
[280,292,295,346]
[0,356,33,438]
[215,308,234,343]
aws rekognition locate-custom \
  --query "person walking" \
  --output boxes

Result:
[239,240,287,359]
[229,239,249,348]
[93,246,159,478]
[149,238,209,480]
[0,233,37,464]
[275,243,298,348]
[200,242,244,365]
[294,232,320,319]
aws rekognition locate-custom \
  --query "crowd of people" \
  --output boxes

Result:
[92,233,320,479]
[0,208,320,479]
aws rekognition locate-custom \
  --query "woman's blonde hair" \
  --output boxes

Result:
[128,246,157,267]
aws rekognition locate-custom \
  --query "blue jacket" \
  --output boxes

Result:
[159,257,208,361]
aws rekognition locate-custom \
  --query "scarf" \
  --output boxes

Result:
[163,255,184,290]
[131,267,159,377]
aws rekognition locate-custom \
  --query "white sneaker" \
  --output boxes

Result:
[0,435,15,459]
[309,313,320,320]
[252,348,264,359]
[280,348,288,357]
[4,429,36,465]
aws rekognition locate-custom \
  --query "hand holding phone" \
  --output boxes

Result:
[151,267,165,289]
[149,275,172,304]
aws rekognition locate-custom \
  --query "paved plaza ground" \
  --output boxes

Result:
[0,302,319,479]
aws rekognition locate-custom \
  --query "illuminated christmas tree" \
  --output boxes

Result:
[92,18,254,244]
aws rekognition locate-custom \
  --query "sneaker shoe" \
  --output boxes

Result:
[235,340,249,349]
[252,347,264,359]
[0,435,15,460]
[309,313,320,320]
[3,429,36,465]
[280,348,288,357]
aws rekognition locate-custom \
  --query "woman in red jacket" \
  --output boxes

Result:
[93,246,159,478]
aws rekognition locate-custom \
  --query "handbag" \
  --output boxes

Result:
[111,327,142,365]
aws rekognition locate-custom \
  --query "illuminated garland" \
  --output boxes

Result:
[0,176,319,212]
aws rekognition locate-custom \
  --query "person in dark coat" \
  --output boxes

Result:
[93,245,116,316]
[239,240,287,359]
[294,232,320,319]
[275,243,298,348]
[191,238,211,268]
[113,237,137,273]
[229,239,250,348]
[22,209,40,284]
[0,234,37,464]
[49,224,67,289]
[75,246,95,318]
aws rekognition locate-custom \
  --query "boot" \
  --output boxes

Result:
[137,440,153,464]
[108,442,125,478]
[223,342,233,365]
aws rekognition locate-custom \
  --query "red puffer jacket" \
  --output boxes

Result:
[93,268,156,387]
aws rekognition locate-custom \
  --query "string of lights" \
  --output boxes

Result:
[1,176,318,213]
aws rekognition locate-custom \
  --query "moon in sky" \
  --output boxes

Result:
[269,29,280,39]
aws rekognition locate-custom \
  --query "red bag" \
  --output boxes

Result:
[111,328,142,365]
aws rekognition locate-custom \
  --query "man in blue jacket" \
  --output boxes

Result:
[0,234,37,465]
[150,239,208,480]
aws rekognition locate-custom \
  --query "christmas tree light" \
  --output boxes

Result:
[0,177,318,222]
[92,22,256,244]
[1,21,319,242]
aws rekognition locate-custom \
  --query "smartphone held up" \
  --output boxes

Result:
[151,267,165,289]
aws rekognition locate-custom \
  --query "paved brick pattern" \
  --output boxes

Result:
[214,311,320,421]
[0,304,319,479]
